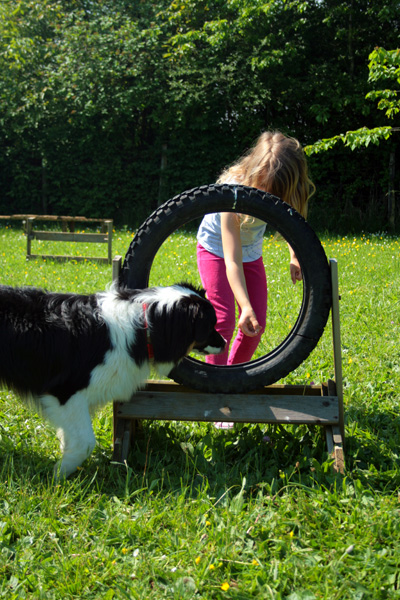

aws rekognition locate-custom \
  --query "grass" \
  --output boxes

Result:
[0,224,399,599]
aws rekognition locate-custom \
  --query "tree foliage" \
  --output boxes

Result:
[305,47,400,154]
[367,47,400,120]
[0,0,399,231]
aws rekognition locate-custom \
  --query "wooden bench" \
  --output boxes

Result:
[22,215,113,264]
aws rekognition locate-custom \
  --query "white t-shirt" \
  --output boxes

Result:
[197,212,266,262]
[197,179,266,262]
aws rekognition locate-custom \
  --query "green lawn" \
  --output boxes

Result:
[0,224,399,599]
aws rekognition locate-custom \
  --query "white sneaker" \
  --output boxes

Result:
[214,422,234,429]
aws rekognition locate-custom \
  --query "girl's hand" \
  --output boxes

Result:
[288,245,302,284]
[290,259,302,284]
[238,306,262,337]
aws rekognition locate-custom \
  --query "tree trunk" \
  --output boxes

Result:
[158,143,168,206]
[41,156,48,214]
[388,149,396,230]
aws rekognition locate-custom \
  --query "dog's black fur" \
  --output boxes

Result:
[0,282,225,477]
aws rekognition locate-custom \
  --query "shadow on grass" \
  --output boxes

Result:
[0,442,56,484]
[344,404,400,491]
[91,419,341,499]
[3,404,400,497]
[98,403,400,497]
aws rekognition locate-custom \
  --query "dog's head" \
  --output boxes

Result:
[180,290,227,357]
[143,283,226,364]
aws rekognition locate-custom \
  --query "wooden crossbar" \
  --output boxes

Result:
[25,216,113,264]
[114,382,339,424]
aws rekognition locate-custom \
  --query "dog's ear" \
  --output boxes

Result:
[147,294,218,363]
[146,300,197,363]
[175,283,207,300]
[185,297,216,344]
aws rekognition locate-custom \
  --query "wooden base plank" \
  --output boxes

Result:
[26,254,110,263]
[114,390,339,425]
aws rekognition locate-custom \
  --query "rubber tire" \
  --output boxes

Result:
[120,184,332,393]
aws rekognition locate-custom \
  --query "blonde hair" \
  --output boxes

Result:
[217,131,315,218]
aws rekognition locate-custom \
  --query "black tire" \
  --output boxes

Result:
[120,184,332,393]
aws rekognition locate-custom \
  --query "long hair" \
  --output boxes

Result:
[217,131,315,218]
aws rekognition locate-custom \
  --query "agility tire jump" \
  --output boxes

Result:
[120,184,332,393]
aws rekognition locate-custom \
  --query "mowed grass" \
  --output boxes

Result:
[0,224,399,599]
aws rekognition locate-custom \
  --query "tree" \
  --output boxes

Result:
[0,0,169,217]
[305,48,399,154]
[0,1,398,229]
[305,47,399,228]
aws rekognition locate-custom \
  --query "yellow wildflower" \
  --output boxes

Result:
[221,582,230,591]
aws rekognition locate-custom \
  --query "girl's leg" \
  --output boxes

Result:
[228,257,267,365]
[197,244,235,365]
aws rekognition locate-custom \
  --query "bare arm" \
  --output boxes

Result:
[220,213,261,337]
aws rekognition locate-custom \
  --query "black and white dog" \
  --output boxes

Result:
[0,282,225,478]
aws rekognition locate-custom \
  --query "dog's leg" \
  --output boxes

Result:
[40,393,96,480]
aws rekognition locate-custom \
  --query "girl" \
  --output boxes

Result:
[197,131,314,371]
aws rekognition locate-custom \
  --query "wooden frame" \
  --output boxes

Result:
[111,257,345,473]
[25,216,113,264]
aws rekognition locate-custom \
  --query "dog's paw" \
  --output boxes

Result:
[53,460,78,482]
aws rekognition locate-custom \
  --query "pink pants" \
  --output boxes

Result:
[197,243,267,365]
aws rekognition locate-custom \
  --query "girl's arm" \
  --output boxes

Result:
[288,244,302,284]
[220,213,261,337]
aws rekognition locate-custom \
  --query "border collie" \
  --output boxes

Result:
[0,282,225,478]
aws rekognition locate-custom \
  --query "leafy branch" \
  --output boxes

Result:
[305,47,400,155]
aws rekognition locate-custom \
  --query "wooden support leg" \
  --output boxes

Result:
[26,218,33,259]
[112,255,122,282]
[324,380,345,474]
[330,259,345,450]
[111,256,134,465]
[325,425,345,474]
[112,405,125,463]
[107,220,113,264]
[113,403,136,464]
